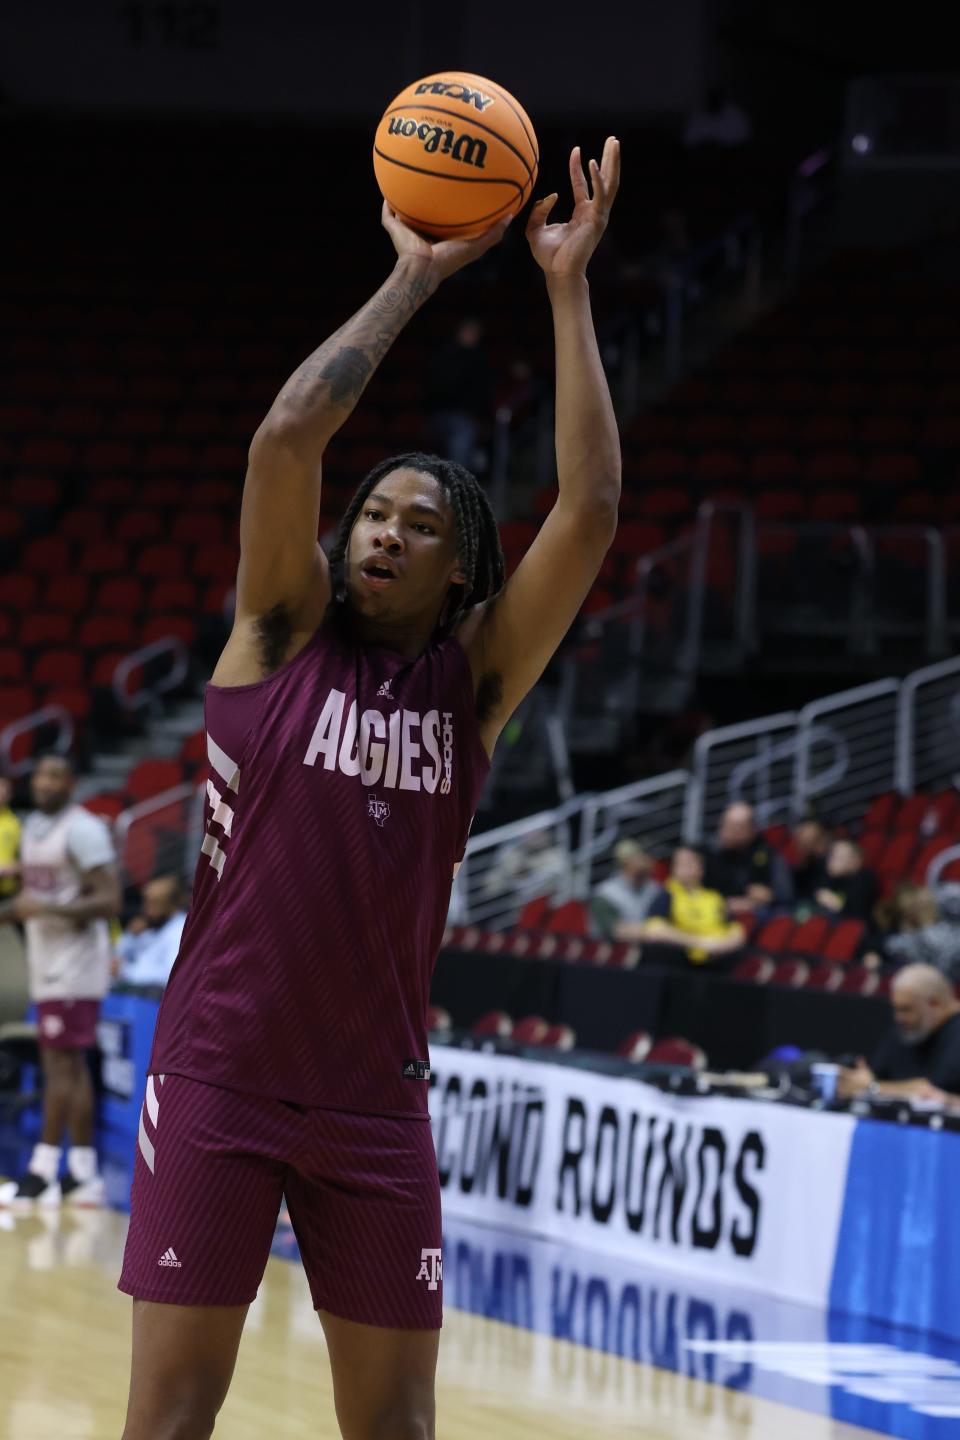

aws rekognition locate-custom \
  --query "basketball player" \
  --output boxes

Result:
[118,138,621,1440]
[0,754,121,1207]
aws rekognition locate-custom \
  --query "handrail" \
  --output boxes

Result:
[929,844,960,888]
[685,711,799,843]
[113,637,190,712]
[895,657,960,794]
[114,782,198,851]
[0,705,74,779]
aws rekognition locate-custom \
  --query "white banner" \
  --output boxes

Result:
[428,1047,856,1309]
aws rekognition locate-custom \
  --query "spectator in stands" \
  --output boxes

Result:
[0,753,121,1207]
[881,884,960,980]
[814,839,879,924]
[704,801,793,918]
[0,772,20,900]
[590,839,660,940]
[424,317,494,473]
[114,873,187,989]
[483,827,571,903]
[639,845,746,965]
[791,818,832,905]
[683,88,752,149]
[838,963,960,1102]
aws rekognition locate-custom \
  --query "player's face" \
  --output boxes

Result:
[30,757,74,814]
[345,468,465,623]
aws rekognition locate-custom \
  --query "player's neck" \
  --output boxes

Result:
[348,610,437,661]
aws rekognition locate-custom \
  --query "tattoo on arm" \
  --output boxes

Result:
[276,270,434,425]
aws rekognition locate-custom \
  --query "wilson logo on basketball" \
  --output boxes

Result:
[413,80,495,112]
[386,117,487,171]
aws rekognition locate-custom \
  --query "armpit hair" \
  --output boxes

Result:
[255,603,294,675]
[475,670,504,725]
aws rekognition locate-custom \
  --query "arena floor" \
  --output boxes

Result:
[0,1131,956,1440]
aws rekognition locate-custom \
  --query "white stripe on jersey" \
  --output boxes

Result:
[201,832,227,879]
[205,780,235,837]
[207,734,241,793]
[145,1074,160,1127]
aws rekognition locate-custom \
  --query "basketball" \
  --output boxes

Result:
[373,71,539,239]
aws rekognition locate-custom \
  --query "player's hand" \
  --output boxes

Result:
[381,201,512,286]
[11,894,47,921]
[526,137,620,279]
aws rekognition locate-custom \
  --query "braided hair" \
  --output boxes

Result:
[328,451,505,639]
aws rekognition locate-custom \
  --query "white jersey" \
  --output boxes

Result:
[20,805,116,1002]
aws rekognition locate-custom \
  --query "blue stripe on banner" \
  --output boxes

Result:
[830,1118,960,1338]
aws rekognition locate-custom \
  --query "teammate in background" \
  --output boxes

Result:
[0,754,121,1207]
[118,138,621,1440]
[0,770,21,898]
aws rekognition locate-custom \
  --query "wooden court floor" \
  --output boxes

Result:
[0,1208,889,1440]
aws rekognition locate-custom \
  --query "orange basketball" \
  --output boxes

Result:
[373,71,539,239]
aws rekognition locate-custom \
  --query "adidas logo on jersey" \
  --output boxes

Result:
[158,1247,182,1268]
[376,680,393,698]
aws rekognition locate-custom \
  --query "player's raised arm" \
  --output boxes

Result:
[462,138,622,748]
[219,205,512,683]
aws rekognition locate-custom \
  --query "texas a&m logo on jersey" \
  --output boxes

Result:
[417,1247,443,1291]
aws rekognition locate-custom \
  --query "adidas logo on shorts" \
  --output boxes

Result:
[157,1247,182,1268]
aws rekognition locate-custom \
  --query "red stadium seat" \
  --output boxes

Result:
[44,575,91,611]
[0,649,24,681]
[0,574,39,610]
[804,963,844,991]
[95,578,145,613]
[22,536,71,573]
[511,1015,551,1046]
[20,613,74,647]
[471,1010,513,1038]
[82,792,126,821]
[60,507,108,543]
[192,544,237,580]
[753,915,796,954]
[171,512,225,546]
[31,651,85,688]
[125,759,186,802]
[115,510,165,545]
[821,919,866,964]
[617,1030,652,1062]
[178,730,208,768]
[789,915,832,956]
[45,688,92,721]
[138,544,185,577]
[731,953,775,984]
[78,541,128,576]
[542,1023,577,1051]
[150,578,199,612]
[770,959,810,987]
[864,792,899,830]
[76,615,137,650]
[544,900,589,936]
[425,1005,452,1033]
[0,686,37,724]
[837,967,882,996]
[518,894,551,929]
[646,1037,707,1069]
[140,615,196,647]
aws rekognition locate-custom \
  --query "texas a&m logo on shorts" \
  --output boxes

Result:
[417,1247,442,1291]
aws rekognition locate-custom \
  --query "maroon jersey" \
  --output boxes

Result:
[149,619,489,1117]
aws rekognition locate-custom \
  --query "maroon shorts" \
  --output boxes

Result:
[118,1074,443,1328]
[36,998,100,1050]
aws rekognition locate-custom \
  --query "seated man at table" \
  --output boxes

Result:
[113,873,186,990]
[638,845,746,965]
[838,963,960,1102]
[703,801,793,920]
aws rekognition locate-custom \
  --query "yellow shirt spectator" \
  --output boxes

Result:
[0,802,21,899]
[643,846,745,963]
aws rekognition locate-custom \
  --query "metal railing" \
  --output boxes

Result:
[114,782,205,889]
[448,802,581,931]
[794,680,901,825]
[0,705,74,779]
[685,712,800,840]
[897,658,960,795]
[579,772,689,887]
[113,638,191,714]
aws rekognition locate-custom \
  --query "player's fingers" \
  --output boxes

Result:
[600,136,621,202]
[525,193,559,235]
[589,158,605,210]
[569,146,590,206]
